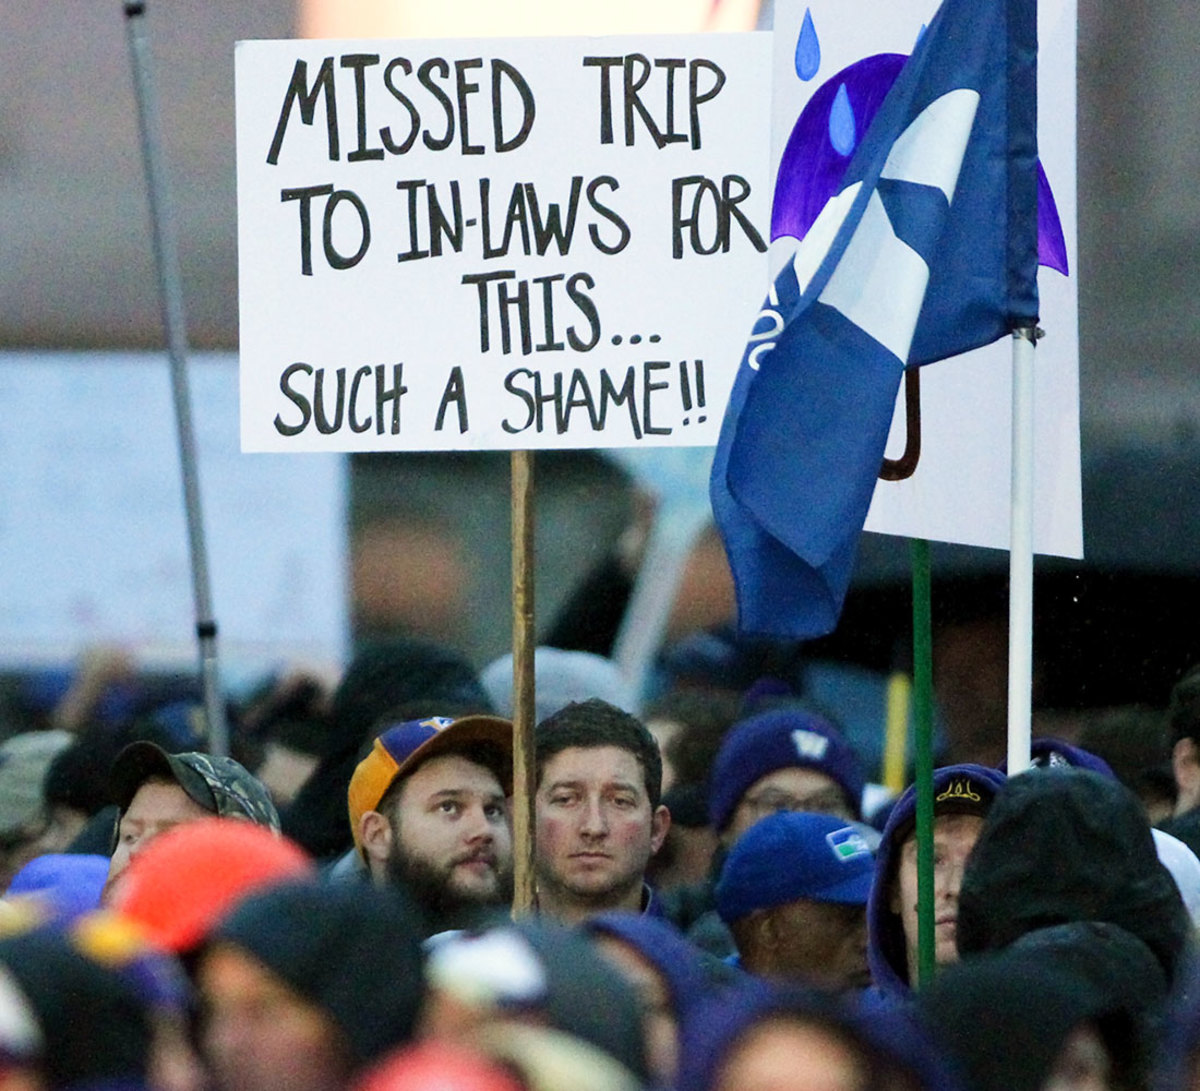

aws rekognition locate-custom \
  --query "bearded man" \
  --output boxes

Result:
[348,715,514,934]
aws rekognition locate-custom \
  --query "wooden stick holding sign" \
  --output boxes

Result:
[510,449,538,915]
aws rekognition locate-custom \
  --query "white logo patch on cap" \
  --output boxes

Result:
[792,729,830,761]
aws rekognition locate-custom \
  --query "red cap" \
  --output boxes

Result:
[111,817,314,953]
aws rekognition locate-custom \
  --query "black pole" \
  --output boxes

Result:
[123,1,227,756]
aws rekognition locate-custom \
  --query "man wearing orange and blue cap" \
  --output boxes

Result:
[346,715,515,934]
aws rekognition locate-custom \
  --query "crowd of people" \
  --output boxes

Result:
[2,631,1200,1091]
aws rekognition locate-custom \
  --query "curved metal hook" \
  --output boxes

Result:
[879,368,921,481]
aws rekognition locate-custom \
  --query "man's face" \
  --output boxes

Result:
[890,812,984,979]
[102,778,211,904]
[765,899,869,992]
[384,754,513,915]
[726,767,852,844]
[199,943,349,1091]
[534,745,669,916]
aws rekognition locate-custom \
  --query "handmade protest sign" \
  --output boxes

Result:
[236,34,771,452]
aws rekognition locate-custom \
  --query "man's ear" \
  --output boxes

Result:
[359,810,393,877]
[649,804,671,856]
[1174,737,1200,812]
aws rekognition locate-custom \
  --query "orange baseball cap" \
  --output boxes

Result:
[347,715,514,855]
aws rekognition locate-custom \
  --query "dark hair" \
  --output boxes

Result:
[1077,703,1175,810]
[1168,665,1200,746]
[535,698,663,808]
[331,637,493,746]
[644,687,741,788]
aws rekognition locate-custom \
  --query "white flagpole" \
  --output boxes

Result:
[1006,326,1038,774]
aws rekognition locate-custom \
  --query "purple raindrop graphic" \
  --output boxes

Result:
[795,9,821,81]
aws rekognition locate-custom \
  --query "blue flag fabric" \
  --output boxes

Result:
[711,0,1039,639]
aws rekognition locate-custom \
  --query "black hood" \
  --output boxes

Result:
[918,923,1163,1091]
[956,768,1192,986]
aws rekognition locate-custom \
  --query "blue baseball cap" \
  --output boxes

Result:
[715,810,876,924]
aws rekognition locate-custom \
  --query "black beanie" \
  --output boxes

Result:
[210,880,426,1067]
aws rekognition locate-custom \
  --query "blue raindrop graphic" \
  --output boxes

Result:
[829,83,856,156]
[795,9,820,81]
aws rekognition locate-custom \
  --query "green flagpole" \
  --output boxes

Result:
[911,537,936,987]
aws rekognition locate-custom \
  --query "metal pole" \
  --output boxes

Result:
[1006,327,1038,775]
[123,1,227,756]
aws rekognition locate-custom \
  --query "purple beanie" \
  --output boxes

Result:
[708,708,865,831]
[676,979,958,1091]
[998,737,1116,778]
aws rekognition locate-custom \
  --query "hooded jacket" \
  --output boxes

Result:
[956,767,1192,988]
[581,911,743,1021]
[917,922,1166,1091]
[865,763,1007,1000]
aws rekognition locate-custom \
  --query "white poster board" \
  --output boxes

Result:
[0,353,348,672]
[770,0,1083,559]
[236,34,772,452]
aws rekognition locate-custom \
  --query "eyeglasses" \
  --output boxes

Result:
[736,787,852,823]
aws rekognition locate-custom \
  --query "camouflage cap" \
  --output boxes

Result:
[108,741,280,836]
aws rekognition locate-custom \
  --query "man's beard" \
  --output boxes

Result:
[384,845,514,936]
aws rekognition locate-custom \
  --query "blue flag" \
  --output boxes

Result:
[711,0,1039,639]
